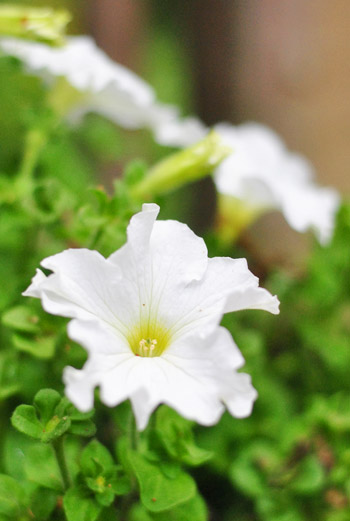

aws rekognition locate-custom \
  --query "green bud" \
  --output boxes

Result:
[0,5,71,45]
[131,130,232,199]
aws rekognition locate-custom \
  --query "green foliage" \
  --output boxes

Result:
[129,494,207,521]
[127,449,196,513]
[63,486,102,521]
[0,474,27,519]
[0,26,349,520]
[11,388,96,442]
[153,406,213,467]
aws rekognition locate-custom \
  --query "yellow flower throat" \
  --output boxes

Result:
[127,322,171,358]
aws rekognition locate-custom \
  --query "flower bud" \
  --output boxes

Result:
[131,131,232,199]
[0,5,71,45]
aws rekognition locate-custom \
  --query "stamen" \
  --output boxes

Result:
[137,338,158,357]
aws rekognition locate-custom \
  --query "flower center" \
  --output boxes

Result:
[127,323,171,358]
[138,338,158,357]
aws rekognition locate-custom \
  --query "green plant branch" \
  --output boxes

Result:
[52,437,71,491]
[17,128,47,183]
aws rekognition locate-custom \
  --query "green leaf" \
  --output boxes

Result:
[34,388,61,424]
[30,487,58,521]
[124,160,147,186]
[63,486,102,521]
[11,390,95,444]
[1,305,40,333]
[68,419,96,437]
[94,486,114,507]
[151,493,207,521]
[159,460,181,480]
[0,474,25,518]
[109,470,132,496]
[12,333,56,359]
[257,493,304,521]
[65,403,95,421]
[81,440,114,477]
[11,404,43,439]
[0,351,20,399]
[23,438,81,490]
[155,407,212,466]
[25,443,63,491]
[129,494,207,521]
[291,455,326,495]
[128,450,196,512]
[27,178,76,223]
[230,456,266,499]
[129,504,153,521]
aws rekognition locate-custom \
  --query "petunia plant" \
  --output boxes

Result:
[0,5,348,521]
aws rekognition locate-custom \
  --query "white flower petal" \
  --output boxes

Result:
[0,36,154,102]
[23,248,141,339]
[0,36,206,141]
[213,122,340,244]
[221,372,258,418]
[281,184,340,245]
[67,318,130,357]
[169,257,279,338]
[63,366,96,412]
[151,108,208,148]
[205,327,257,417]
[22,268,47,298]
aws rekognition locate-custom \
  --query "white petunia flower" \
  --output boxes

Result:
[214,123,340,244]
[151,118,340,244]
[0,35,202,138]
[23,204,279,430]
[0,35,155,129]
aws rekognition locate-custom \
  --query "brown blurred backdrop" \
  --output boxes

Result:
[87,0,350,269]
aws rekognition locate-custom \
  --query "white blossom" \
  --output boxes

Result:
[0,35,156,128]
[149,117,340,244]
[214,123,340,244]
[0,35,201,138]
[23,204,279,430]
[214,123,339,244]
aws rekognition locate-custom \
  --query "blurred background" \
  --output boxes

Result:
[2,0,350,266]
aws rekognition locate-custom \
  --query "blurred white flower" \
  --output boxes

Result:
[0,35,156,128]
[0,35,203,139]
[151,106,208,148]
[214,123,340,244]
[150,117,340,244]
[24,203,279,430]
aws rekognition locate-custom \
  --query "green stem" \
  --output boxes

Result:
[128,410,139,451]
[88,226,104,250]
[52,437,71,490]
[18,128,47,181]
[14,127,48,203]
